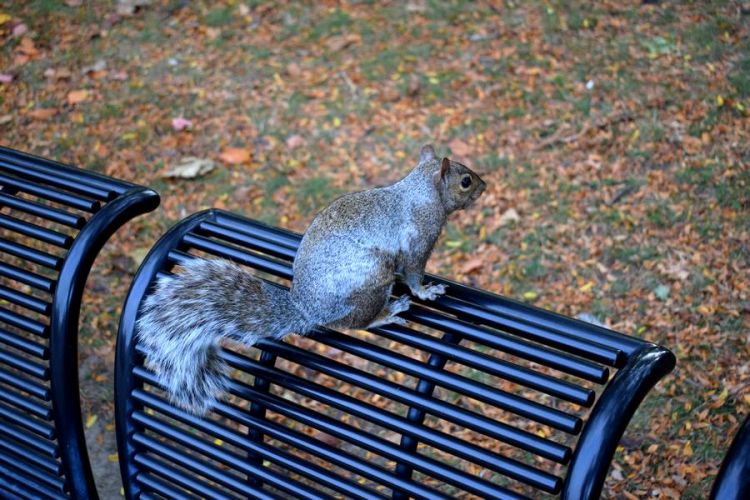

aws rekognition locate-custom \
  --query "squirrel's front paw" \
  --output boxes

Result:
[414,282,447,301]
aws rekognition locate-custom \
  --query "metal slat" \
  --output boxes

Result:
[0,284,51,315]
[0,307,48,336]
[0,240,61,270]
[293,333,582,434]
[178,235,291,277]
[0,460,66,499]
[373,324,595,406]
[0,382,51,418]
[0,436,62,475]
[0,262,54,293]
[136,472,202,500]
[0,367,50,399]
[0,347,49,379]
[213,212,300,250]
[0,420,58,457]
[222,351,562,491]
[134,454,238,500]
[240,340,570,463]
[0,328,48,358]
[0,214,73,248]
[0,150,118,199]
[0,172,100,212]
[133,433,278,500]
[196,222,297,260]
[132,389,382,500]
[132,374,447,500]
[0,400,55,439]
[0,192,85,228]
[133,412,331,500]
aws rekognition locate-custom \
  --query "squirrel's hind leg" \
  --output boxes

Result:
[366,295,410,329]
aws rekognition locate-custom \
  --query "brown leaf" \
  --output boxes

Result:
[219,147,251,165]
[27,108,58,120]
[67,89,89,105]
[326,34,360,52]
[448,138,470,156]
[461,258,484,274]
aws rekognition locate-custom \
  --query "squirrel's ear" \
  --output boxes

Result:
[440,157,450,179]
[420,145,436,162]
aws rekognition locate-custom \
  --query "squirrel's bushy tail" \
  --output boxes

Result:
[136,258,314,415]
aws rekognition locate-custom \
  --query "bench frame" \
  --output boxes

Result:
[0,146,159,499]
[116,208,675,499]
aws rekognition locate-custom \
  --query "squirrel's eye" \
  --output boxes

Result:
[460,175,472,189]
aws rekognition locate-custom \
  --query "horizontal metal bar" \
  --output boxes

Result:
[0,347,49,378]
[178,235,291,278]
[0,307,48,336]
[299,332,582,433]
[0,434,62,474]
[406,305,609,384]
[196,222,297,260]
[224,377,537,497]
[0,240,61,270]
[136,472,202,500]
[213,212,301,250]
[132,389,382,500]
[0,400,55,439]
[222,351,561,491]
[133,433,278,500]
[246,340,569,463]
[433,295,624,367]
[0,192,85,228]
[0,368,50,399]
[0,262,54,293]
[0,284,50,315]
[0,419,58,457]
[0,149,118,200]
[132,371,445,499]
[0,172,100,212]
[0,459,66,499]
[0,381,51,418]
[134,412,331,500]
[374,324,594,406]
[0,328,48,358]
[135,453,239,500]
[0,214,72,248]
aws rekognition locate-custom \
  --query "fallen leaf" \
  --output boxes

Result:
[67,89,89,105]
[461,258,484,274]
[81,59,107,74]
[108,453,118,462]
[0,13,10,26]
[498,208,520,226]
[85,414,98,428]
[171,117,193,131]
[162,157,216,179]
[654,284,670,301]
[326,34,360,52]
[219,147,251,165]
[286,134,305,149]
[27,108,58,120]
[12,23,27,37]
[65,0,83,6]
[17,37,38,56]
[0,74,12,84]
[448,138,471,156]
[0,115,12,125]
[523,291,538,300]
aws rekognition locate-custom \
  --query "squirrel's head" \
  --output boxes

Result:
[420,145,486,213]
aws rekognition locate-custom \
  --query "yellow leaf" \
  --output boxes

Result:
[121,132,137,141]
[332,116,341,128]
[214,438,224,446]
[85,414,98,429]
[108,453,119,462]
[579,281,594,292]
[0,13,11,25]
[523,291,538,300]
[120,487,124,496]
[716,95,724,107]
[683,441,693,457]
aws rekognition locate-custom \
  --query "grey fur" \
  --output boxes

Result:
[136,144,486,415]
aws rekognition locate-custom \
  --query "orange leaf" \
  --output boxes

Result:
[27,108,58,120]
[219,147,251,165]
[67,89,89,105]
[448,138,470,157]
[461,258,484,274]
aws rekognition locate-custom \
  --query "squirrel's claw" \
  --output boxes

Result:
[414,282,448,301]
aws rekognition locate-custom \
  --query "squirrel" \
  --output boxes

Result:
[136,144,486,415]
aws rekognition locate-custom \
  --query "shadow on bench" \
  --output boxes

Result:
[0,146,159,499]
[116,209,676,499]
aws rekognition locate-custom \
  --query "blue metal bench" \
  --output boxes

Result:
[710,415,750,500]
[116,208,675,499]
[0,146,159,499]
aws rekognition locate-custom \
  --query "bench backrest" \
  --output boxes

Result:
[117,209,674,499]
[0,147,159,499]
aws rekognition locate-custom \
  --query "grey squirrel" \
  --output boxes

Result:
[137,144,486,414]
